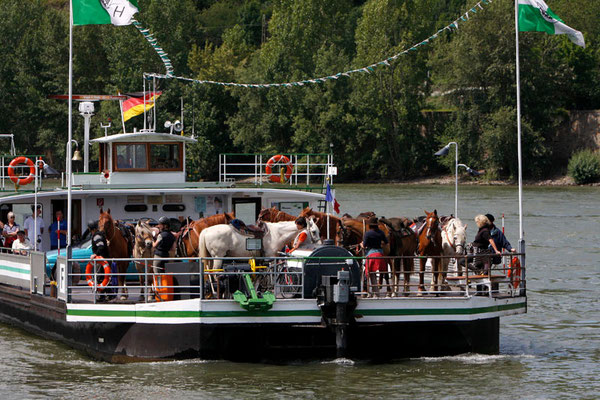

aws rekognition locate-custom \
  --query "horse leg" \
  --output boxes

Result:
[119,261,128,300]
[418,257,426,293]
[403,258,413,295]
[391,259,398,297]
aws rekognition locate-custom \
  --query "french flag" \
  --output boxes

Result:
[325,182,341,214]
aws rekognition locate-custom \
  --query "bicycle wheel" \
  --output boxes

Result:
[276,267,301,298]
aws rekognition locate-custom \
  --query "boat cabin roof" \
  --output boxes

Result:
[90,132,197,144]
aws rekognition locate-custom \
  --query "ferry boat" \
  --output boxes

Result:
[0,109,527,362]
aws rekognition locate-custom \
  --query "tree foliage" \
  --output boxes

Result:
[0,0,598,181]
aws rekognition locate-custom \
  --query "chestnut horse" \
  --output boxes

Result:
[99,208,132,300]
[417,210,443,293]
[379,217,419,295]
[298,207,341,244]
[177,213,234,257]
[257,207,296,222]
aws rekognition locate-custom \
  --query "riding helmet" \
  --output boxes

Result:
[158,216,170,225]
[87,220,98,230]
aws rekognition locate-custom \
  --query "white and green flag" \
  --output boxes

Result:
[518,0,585,47]
[73,0,139,26]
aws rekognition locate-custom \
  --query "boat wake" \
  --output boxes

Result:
[321,358,356,366]
[415,353,535,364]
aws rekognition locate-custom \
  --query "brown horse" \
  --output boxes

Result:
[417,210,443,293]
[379,217,419,295]
[177,213,234,257]
[257,207,296,222]
[99,208,132,300]
[298,207,341,244]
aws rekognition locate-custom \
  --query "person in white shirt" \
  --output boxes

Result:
[24,206,44,251]
[12,230,33,255]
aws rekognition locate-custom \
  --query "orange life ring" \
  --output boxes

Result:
[508,256,521,288]
[85,255,111,292]
[265,155,293,183]
[8,157,35,186]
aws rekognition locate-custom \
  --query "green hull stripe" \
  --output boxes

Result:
[0,264,29,275]
[67,302,526,319]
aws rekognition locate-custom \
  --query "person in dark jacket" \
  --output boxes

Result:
[152,216,175,273]
[485,214,516,253]
[88,220,109,258]
[472,214,500,272]
[360,217,389,297]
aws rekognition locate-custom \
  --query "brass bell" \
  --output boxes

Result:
[72,149,83,162]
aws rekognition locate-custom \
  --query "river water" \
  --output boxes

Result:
[0,185,598,399]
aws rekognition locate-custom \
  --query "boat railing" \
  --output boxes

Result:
[0,154,46,192]
[58,252,525,304]
[0,249,46,295]
[219,153,335,190]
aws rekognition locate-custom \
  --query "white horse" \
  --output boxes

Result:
[440,217,467,280]
[133,220,158,299]
[306,217,322,245]
[199,220,320,269]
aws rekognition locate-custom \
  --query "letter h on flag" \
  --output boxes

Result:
[325,182,340,214]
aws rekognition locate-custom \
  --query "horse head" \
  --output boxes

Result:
[336,221,348,245]
[98,208,115,237]
[453,220,467,254]
[257,207,277,222]
[299,207,312,218]
[306,216,321,244]
[424,209,440,241]
[135,220,154,250]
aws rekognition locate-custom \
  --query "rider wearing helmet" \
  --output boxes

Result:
[152,216,175,273]
[88,220,109,258]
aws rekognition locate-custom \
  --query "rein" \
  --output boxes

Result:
[442,226,455,251]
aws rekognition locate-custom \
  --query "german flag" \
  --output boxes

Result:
[122,92,162,122]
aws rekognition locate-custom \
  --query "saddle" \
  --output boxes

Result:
[439,215,454,228]
[413,217,427,236]
[229,219,268,239]
[116,221,134,255]
[380,217,416,238]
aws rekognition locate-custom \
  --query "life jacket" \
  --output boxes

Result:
[293,228,313,249]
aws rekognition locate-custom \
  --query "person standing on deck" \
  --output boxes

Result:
[49,210,67,250]
[360,217,389,297]
[88,220,109,258]
[2,212,20,249]
[24,206,44,251]
[152,216,175,274]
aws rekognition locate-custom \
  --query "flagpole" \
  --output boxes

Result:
[514,1,525,251]
[119,94,126,133]
[326,177,330,241]
[67,0,73,251]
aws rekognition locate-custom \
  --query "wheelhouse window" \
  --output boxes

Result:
[150,144,181,170]
[112,142,183,172]
[115,144,147,170]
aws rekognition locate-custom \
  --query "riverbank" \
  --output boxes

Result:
[339,174,600,186]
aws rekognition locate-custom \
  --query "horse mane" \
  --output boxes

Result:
[258,207,296,222]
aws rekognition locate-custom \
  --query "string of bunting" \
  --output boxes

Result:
[131,19,174,77]
[142,0,492,87]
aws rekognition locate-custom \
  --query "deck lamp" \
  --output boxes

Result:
[458,164,482,177]
[435,142,458,217]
